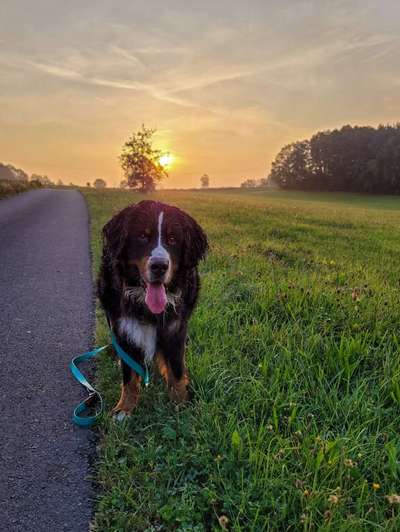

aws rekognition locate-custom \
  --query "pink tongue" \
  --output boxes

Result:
[145,283,167,314]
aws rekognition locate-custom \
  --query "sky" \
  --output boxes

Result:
[1,1,399,188]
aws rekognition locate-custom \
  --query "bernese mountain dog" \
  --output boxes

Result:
[97,200,208,419]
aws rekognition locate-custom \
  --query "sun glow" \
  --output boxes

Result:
[159,153,174,168]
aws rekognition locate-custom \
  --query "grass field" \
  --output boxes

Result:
[83,188,400,531]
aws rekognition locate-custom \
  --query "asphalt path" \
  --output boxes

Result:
[0,189,94,531]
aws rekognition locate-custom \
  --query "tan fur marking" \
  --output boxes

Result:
[155,351,169,382]
[128,256,149,279]
[156,351,189,403]
[112,374,141,415]
[169,372,189,403]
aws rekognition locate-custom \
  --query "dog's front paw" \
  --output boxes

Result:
[112,406,132,422]
[168,377,189,403]
[112,379,140,420]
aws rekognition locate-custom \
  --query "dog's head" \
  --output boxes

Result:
[102,200,208,314]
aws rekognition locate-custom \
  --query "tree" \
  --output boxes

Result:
[241,178,257,188]
[31,174,54,186]
[0,163,15,180]
[86,181,91,187]
[93,178,106,189]
[120,180,129,189]
[119,125,168,193]
[0,163,28,181]
[200,174,210,188]
[269,124,400,194]
[270,141,312,189]
[10,165,29,181]
[57,179,64,186]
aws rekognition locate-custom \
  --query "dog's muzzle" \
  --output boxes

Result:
[149,257,169,282]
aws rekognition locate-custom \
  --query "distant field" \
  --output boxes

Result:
[188,187,400,211]
[84,188,400,530]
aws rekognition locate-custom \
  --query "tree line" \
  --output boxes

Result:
[0,163,30,182]
[269,124,400,194]
[8,123,399,194]
[0,162,58,185]
[0,162,110,188]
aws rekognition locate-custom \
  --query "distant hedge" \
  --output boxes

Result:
[270,124,400,194]
[0,179,42,199]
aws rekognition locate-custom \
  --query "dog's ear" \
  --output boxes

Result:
[180,211,208,269]
[102,206,131,264]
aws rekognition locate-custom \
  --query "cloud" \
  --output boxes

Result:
[109,46,145,67]
[134,46,190,56]
[26,60,82,80]
[24,57,196,109]
[167,68,259,94]
[23,52,257,112]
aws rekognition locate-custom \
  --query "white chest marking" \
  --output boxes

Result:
[150,211,170,261]
[118,317,156,363]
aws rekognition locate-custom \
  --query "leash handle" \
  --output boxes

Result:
[70,337,151,426]
[69,345,109,427]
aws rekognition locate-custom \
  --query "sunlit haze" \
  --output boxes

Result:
[159,153,174,169]
[1,1,399,188]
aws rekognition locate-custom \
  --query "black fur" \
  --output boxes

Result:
[97,200,208,406]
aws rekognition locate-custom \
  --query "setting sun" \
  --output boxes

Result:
[159,153,174,168]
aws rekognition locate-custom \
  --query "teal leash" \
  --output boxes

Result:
[69,345,108,427]
[69,333,150,427]
[110,333,150,388]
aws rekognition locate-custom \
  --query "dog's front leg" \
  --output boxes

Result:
[112,360,141,419]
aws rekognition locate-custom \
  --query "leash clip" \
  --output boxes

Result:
[144,363,150,388]
[84,392,98,407]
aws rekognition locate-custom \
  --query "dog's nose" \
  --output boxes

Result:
[150,259,169,276]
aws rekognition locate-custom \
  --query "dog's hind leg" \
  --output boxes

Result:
[169,367,189,403]
[156,343,189,403]
[155,351,169,382]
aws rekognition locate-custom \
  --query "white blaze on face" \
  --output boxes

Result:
[145,210,171,313]
[144,212,171,314]
[146,211,171,287]
[150,211,170,262]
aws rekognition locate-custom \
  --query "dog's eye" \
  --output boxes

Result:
[138,232,149,242]
[167,235,176,245]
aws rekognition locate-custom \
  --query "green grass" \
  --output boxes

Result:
[83,188,400,531]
